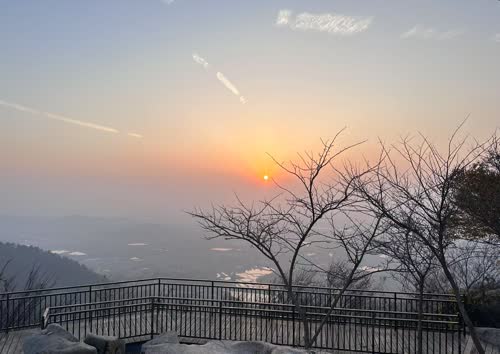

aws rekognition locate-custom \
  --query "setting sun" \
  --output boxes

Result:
[263,175,269,181]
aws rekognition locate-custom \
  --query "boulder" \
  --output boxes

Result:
[141,338,318,354]
[475,327,500,348]
[84,333,126,354]
[225,341,308,353]
[41,324,79,342]
[23,324,96,354]
[141,332,179,353]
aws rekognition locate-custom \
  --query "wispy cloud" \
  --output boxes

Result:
[276,9,373,36]
[192,53,209,69]
[276,10,292,27]
[192,53,247,104]
[215,72,247,104]
[160,0,174,5]
[216,72,240,96]
[0,99,143,138]
[494,34,500,43]
[42,111,119,134]
[401,25,464,40]
[127,132,143,139]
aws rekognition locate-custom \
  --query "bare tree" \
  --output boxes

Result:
[0,259,15,292]
[307,213,385,346]
[351,126,496,353]
[0,259,54,330]
[326,259,372,290]
[374,227,438,354]
[449,241,499,299]
[190,133,383,349]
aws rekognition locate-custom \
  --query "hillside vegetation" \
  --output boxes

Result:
[0,242,106,291]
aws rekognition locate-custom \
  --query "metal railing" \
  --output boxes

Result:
[42,295,463,353]
[0,277,464,353]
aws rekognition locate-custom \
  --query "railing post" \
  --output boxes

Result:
[462,294,467,336]
[292,305,296,347]
[158,279,161,297]
[218,301,222,340]
[40,308,50,330]
[458,311,462,354]
[371,312,376,354]
[151,297,155,339]
[89,304,93,334]
[5,293,9,332]
[89,285,93,333]
[40,311,45,329]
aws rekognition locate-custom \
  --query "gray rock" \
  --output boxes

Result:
[476,327,500,348]
[84,333,125,354]
[23,325,96,354]
[141,339,317,354]
[41,324,79,342]
[227,341,312,354]
[141,332,179,353]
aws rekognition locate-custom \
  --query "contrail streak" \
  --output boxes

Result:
[127,132,143,139]
[193,53,210,69]
[0,99,121,134]
[43,112,119,133]
[401,25,464,40]
[192,52,247,104]
[216,72,240,96]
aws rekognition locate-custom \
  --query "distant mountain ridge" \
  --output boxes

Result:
[0,242,106,291]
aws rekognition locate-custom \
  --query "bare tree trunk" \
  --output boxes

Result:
[287,288,311,349]
[417,280,424,354]
[298,304,312,349]
[309,269,356,346]
[440,258,485,354]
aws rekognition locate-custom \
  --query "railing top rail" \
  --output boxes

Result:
[43,299,461,326]
[0,277,160,296]
[158,277,457,298]
[0,276,458,299]
[2,283,458,305]
[44,295,460,319]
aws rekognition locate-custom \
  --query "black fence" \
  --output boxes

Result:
[0,278,464,353]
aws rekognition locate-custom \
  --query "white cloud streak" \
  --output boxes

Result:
[192,53,209,69]
[494,34,500,43]
[43,111,119,133]
[0,99,142,137]
[276,10,292,26]
[160,0,174,5]
[192,53,247,104]
[216,72,240,96]
[401,25,464,40]
[276,9,373,36]
[216,72,247,104]
[127,132,143,139]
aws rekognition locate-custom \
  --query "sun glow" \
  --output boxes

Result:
[263,175,269,181]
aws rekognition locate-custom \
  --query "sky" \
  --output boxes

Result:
[1,0,499,222]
